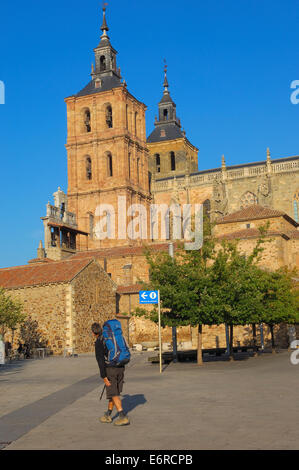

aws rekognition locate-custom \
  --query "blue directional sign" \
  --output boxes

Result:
[139,290,159,304]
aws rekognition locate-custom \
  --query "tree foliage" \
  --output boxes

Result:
[0,287,25,338]
[133,226,298,359]
[19,317,48,356]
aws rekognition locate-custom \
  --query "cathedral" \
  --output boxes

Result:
[0,7,298,354]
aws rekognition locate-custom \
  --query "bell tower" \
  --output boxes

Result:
[147,63,198,178]
[65,6,151,250]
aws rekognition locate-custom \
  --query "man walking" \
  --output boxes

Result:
[91,322,130,426]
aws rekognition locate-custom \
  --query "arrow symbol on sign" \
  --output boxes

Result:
[141,292,147,300]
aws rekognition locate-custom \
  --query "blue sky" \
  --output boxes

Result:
[0,0,298,268]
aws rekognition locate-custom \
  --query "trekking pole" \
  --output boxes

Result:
[100,385,106,401]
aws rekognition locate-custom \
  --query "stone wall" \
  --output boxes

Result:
[8,283,68,354]
[71,261,116,353]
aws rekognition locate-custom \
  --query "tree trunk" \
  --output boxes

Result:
[252,324,257,355]
[197,324,203,366]
[229,324,234,360]
[270,324,276,353]
[225,324,230,356]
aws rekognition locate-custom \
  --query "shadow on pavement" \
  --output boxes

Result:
[121,394,147,414]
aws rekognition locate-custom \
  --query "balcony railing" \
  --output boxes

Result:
[46,204,77,227]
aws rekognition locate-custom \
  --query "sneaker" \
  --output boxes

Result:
[100,413,113,424]
[113,415,130,426]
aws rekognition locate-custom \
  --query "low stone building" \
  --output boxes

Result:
[0,258,116,354]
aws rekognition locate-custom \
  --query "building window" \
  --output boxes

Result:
[126,105,129,129]
[89,214,94,239]
[128,153,131,179]
[135,112,138,136]
[294,190,299,222]
[137,158,140,183]
[163,109,168,121]
[155,154,161,173]
[107,153,113,177]
[83,109,91,133]
[100,55,106,71]
[246,223,251,229]
[106,105,113,128]
[170,152,176,171]
[86,157,92,180]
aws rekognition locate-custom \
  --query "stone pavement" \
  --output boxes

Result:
[0,350,299,450]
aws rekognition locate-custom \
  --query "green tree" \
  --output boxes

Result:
[0,287,25,339]
[199,238,267,357]
[133,228,270,364]
[256,269,299,351]
[20,317,48,357]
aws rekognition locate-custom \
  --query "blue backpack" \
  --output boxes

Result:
[102,319,131,367]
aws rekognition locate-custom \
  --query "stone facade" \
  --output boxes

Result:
[0,259,116,354]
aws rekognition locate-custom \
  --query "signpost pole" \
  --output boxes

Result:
[158,290,162,374]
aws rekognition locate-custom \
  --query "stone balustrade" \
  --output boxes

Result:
[46,204,77,227]
[152,157,299,192]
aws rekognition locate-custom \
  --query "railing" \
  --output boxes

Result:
[272,160,299,173]
[46,204,77,227]
[151,158,299,192]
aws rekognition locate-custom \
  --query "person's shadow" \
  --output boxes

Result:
[121,394,147,414]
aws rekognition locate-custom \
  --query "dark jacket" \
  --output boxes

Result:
[95,335,107,379]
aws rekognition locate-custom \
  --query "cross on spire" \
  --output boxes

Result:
[163,59,169,90]
[101,2,109,34]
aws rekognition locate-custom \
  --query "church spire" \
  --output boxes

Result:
[101,4,109,34]
[156,61,181,127]
[163,60,169,91]
[92,3,121,82]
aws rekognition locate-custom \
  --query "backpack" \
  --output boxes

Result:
[102,319,131,367]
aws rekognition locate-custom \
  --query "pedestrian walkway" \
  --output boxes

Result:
[1,351,299,450]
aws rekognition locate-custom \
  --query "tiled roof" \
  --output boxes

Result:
[147,123,184,143]
[0,258,95,289]
[27,258,55,264]
[216,205,298,227]
[216,228,286,241]
[117,284,143,294]
[71,243,171,260]
[76,76,122,97]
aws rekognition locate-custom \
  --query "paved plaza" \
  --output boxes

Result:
[0,350,299,450]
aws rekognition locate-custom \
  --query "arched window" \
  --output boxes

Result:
[89,214,94,239]
[107,153,113,177]
[294,190,299,222]
[135,112,138,136]
[155,154,161,173]
[83,109,91,133]
[128,153,131,179]
[100,55,106,72]
[126,105,129,129]
[170,152,176,171]
[106,105,113,128]
[163,109,168,121]
[137,158,140,183]
[86,157,92,180]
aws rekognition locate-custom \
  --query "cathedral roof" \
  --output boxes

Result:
[216,204,299,227]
